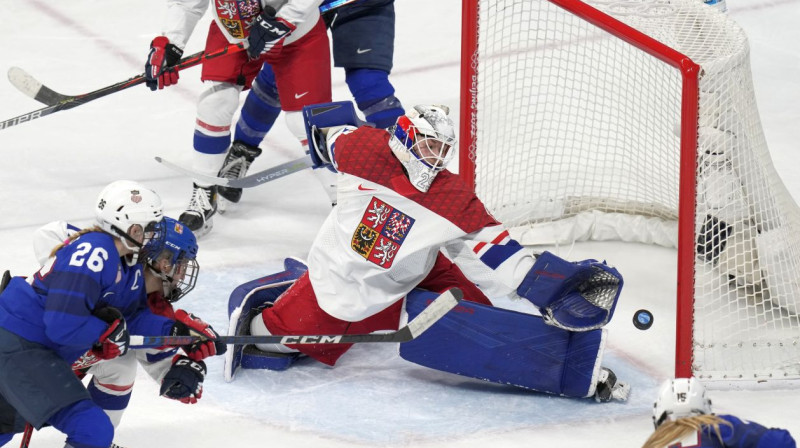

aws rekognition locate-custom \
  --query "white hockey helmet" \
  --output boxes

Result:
[652,377,713,428]
[388,105,457,192]
[95,180,164,252]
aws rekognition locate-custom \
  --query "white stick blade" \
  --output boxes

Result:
[406,288,462,338]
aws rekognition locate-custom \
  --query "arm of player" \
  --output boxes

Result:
[145,0,208,90]
[162,0,208,49]
[303,101,371,171]
[442,226,535,300]
[273,0,325,32]
[170,310,227,360]
[32,220,79,266]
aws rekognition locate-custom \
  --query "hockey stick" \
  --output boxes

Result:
[155,155,314,189]
[131,288,462,348]
[1,43,244,131]
[18,423,33,448]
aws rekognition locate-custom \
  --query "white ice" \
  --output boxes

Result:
[1,0,800,446]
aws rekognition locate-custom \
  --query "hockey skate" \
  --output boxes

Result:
[179,183,217,237]
[594,367,630,402]
[217,141,262,204]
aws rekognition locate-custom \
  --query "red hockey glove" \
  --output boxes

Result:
[246,9,296,59]
[92,307,130,360]
[145,36,184,91]
[171,309,227,361]
[160,355,206,404]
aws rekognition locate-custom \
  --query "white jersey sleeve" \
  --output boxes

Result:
[32,220,79,266]
[443,226,535,300]
[267,0,323,46]
[162,0,210,49]
[136,347,180,383]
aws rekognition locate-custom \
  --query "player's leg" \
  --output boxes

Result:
[0,328,114,447]
[217,63,281,204]
[84,352,138,428]
[179,22,248,235]
[266,18,337,205]
[400,290,629,402]
[417,252,493,305]
[325,0,404,128]
[224,258,308,380]
[254,271,403,366]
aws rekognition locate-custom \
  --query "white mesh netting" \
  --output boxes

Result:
[464,0,800,380]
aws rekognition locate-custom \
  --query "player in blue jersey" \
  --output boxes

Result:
[0,215,225,448]
[214,0,404,212]
[58,217,224,427]
[0,180,171,448]
[644,377,796,448]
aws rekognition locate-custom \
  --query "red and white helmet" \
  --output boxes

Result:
[652,377,713,428]
[389,105,457,192]
[95,180,164,252]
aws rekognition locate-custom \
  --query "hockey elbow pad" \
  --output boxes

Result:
[516,251,623,331]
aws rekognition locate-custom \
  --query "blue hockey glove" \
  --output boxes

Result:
[246,8,296,59]
[160,355,206,404]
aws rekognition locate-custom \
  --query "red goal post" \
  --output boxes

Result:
[459,0,800,382]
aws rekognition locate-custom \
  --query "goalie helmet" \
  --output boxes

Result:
[388,105,457,192]
[95,180,164,253]
[145,217,199,302]
[652,377,713,428]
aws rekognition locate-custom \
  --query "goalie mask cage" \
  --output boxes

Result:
[459,0,800,381]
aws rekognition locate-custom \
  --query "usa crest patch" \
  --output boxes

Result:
[351,197,414,268]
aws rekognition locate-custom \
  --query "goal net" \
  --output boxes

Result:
[459,0,800,381]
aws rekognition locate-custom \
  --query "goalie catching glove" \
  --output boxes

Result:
[517,251,623,331]
[160,355,206,404]
[171,309,227,360]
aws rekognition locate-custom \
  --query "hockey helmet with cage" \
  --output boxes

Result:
[145,217,199,302]
[389,105,457,192]
[95,180,164,253]
[652,377,713,428]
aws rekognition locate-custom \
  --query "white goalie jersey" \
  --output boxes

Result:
[307,127,536,322]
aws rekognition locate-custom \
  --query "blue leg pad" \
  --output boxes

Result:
[399,290,604,398]
[224,258,307,381]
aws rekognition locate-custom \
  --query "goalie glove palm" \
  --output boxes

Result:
[161,355,206,404]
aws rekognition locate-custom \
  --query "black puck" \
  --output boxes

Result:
[633,309,654,330]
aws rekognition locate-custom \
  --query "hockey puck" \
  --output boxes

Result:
[633,309,654,330]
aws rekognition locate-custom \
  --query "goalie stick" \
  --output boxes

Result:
[155,155,314,188]
[1,43,244,131]
[131,287,463,348]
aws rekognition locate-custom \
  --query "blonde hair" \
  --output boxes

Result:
[642,414,731,448]
[48,226,104,259]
